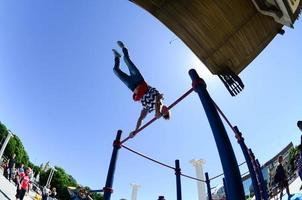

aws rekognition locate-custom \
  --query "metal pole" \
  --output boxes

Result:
[256,159,268,200]
[223,178,228,200]
[46,168,53,186]
[103,130,122,200]
[175,160,182,200]
[0,131,13,161]
[248,149,263,199]
[205,172,212,200]
[234,126,261,200]
[189,69,245,200]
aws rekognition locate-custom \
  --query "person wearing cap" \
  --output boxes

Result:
[112,41,170,137]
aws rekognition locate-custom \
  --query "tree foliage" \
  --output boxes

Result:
[1,121,103,200]
[289,145,299,171]
[40,167,78,200]
[0,122,29,165]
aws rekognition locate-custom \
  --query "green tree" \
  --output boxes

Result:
[289,146,299,171]
[40,167,77,200]
[1,121,103,199]
[91,192,103,200]
[0,122,29,165]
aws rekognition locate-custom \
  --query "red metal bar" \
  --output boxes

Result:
[122,144,175,170]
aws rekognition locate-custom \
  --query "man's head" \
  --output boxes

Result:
[161,105,170,120]
[78,188,87,199]
[297,120,302,131]
[25,167,32,175]
[133,82,148,101]
[278,155,283,164]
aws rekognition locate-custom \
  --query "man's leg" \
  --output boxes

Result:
[19,189,26,200]
[9,168,12,181]
[285,184,290,195]
[122,47,144,78]
[113,56,136,91]
[117,41,144,80]
[279,185,283,200]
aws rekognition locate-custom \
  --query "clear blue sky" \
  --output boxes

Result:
[0,1,301,199]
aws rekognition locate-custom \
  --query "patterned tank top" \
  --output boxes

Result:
[141,87,159,113]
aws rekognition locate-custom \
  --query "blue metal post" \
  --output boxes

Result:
[189,69,245,200]
[175,160,182,200]
[103,130,122,200]
[256,159,268,200]
[205,172,212,200]
[223,178,228,200]
[234,126,261,200]
[248,149,263,199]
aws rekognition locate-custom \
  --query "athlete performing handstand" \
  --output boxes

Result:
[112,41,170,138]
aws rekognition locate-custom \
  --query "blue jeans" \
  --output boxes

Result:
[113,48,144,91]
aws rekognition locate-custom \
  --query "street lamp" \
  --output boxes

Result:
[0,130,14,162]
[45,166,57,187]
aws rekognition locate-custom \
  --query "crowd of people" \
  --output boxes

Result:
[1,156,34,200]
[1,154,95,200]
[1,154,57,200]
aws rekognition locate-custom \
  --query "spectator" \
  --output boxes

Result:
[274,155,291,199]
[297,144,302,190]
[8,154,16,181]
[2,160,9,179]
[298,121,302,132]
[18,164,24,175]
[34,190,42,200]
[42,185,50,200]
[18,167,32,200]
[15,174,21,200]
[11,166,17,182]
[298,120,302,148]
[68,187,93,200]
[49,187,57,199]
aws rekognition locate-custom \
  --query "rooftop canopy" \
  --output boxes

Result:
[129,0,301,75]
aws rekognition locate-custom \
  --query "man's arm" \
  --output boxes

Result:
[155,94,163,118]
[135,109,148,131]
[129,109,148,138]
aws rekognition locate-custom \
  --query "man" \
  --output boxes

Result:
[298,121,302,132]
[18,163,24,175]
[274,155,291,199]
[8,153,16,181]
[296,144,302,190]
[112,41,170,137]
[42,185,50,200]
[19,167,32,200]
[68,186,93,200]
